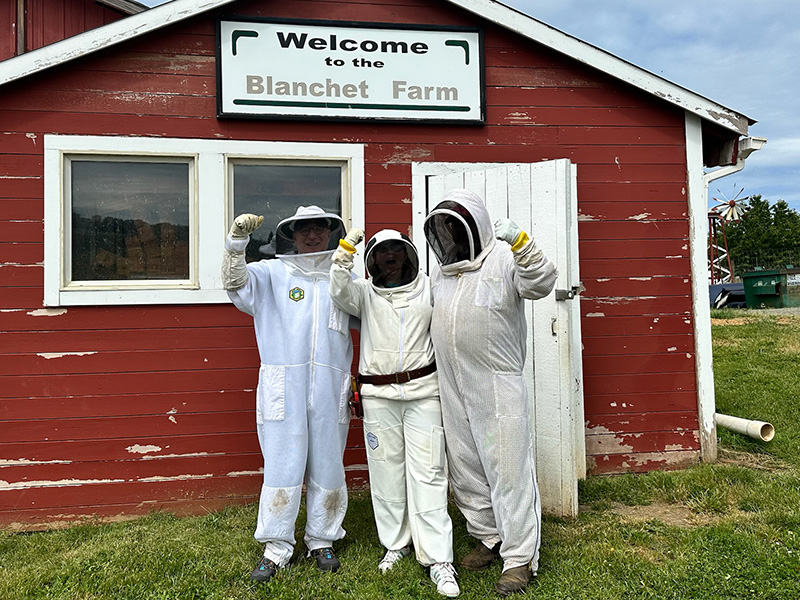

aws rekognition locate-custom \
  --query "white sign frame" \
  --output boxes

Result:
[216,18,485,123]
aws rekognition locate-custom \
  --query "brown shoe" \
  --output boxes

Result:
[495,565,531,596]
[459,540,501,571]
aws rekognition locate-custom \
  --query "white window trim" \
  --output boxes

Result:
[44,135,365,306]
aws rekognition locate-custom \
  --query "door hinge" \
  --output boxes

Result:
[555,282,585,301]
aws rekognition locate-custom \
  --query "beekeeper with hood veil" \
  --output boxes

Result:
[222,205,355,582]
[329,229,460,598]
[423,188,557,596]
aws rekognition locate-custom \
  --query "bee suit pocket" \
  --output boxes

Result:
[363,420,386,462]
[328,303,350,336]
[493,371,527,419]
[475,277,505,308]
[257,365,286,424]
[431,425,446,470]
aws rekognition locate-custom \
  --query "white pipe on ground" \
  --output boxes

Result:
[714,413,775,442]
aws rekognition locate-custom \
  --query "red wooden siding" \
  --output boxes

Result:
[0,0,129,62]
[0,0,14,60]
[0,0,700,527]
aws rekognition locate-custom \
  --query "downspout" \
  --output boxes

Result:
[16,0,25,56]
[693,133,766,463]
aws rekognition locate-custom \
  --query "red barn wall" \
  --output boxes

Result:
[0,0,699,528]
[0,0,128,62]
[0,0,14,60]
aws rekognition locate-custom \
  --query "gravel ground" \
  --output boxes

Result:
[752,307,800,315]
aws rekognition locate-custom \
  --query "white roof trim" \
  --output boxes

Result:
[0,0,751,135]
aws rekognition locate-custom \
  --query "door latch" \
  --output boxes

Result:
[555,282,585,301]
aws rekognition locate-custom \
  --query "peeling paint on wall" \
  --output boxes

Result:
[585,312,605,317]
[138,473,213,483]
[0,458,72,467]
[125,444,162,454]
[27,308,67,317]
[0,478,125,490]
[37,352,97,359]
[585,424,635,454]
[627,213,651,220]
[142,452,219,460]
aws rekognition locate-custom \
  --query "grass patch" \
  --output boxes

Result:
[711,312,800,465]
[2,314,799,599]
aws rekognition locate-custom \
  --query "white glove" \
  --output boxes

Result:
[229,213,264,239]
[332,228,365,269]
[494,218,522,245]
[342,228,365,249]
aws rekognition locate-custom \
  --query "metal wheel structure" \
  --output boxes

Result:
[708,187,747,284]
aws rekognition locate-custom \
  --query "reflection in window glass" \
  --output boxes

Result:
[233,164,342,261]
[70,160,190,281]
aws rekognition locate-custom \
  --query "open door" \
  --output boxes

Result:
[411,160,585,517]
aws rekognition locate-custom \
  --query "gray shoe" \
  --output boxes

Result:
[250,557,279,582]
[309,547,340,572]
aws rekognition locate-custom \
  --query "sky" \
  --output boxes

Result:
[502,0,800,213]
[140,0,799,213]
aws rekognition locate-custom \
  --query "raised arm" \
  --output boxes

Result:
[494,218,558,300]
[329,228,366,317]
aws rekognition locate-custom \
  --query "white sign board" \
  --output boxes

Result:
[217,19,484,123]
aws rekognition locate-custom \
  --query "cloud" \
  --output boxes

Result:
[506,0,800,211]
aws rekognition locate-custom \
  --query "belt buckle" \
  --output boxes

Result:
[395,372,410,384]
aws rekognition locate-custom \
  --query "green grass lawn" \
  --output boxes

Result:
[2,313,799,599]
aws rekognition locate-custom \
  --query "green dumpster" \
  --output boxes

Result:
[742,268,800,309]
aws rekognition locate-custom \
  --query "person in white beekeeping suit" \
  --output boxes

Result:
[423,188,558,596]
[221,205,356,582]
[329,229,460,597]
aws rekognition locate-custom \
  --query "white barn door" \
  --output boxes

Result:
[411,161,585,517]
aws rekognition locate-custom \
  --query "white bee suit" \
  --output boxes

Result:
[425,189,558,573]
[224,233,354,567]
[329,230,453,566]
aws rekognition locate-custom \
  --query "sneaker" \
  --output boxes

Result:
[495,565,531,596]
[430,562,460,597]
[308,547,340,572]
[250,556,280,582]
[378,544,413,573]
[459,540,501,571]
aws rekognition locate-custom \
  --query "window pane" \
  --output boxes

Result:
[70,161,190,281]
[232,164,342,261]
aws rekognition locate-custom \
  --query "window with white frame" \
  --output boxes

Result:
[44,136,364,306]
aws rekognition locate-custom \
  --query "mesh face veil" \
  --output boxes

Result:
[364,230,419,288]
[423,200,482,266]
[274,205,345,255]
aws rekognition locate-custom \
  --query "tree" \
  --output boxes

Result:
[722,195,800,273]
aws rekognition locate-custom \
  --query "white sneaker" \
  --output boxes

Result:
[430,562,460,597]
[378,545,412,573]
